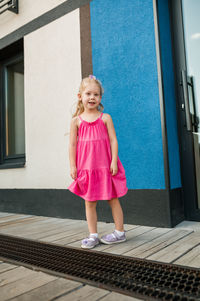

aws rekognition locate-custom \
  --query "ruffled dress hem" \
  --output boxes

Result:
[68,166,128,201]
[68,185,128,201]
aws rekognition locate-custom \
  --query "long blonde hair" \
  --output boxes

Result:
[72,76,104,117]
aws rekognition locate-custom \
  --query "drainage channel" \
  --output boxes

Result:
[0,234,199,301]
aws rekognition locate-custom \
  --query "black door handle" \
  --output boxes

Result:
[181,70,192,131]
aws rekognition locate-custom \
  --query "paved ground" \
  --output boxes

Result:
[0,212,199,300]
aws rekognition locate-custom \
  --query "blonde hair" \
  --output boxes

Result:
[72,76,104,118]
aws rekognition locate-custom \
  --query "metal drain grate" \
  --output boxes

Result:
[0,234,199,301]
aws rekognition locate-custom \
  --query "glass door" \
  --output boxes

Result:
[182,0,200,208]
[169,0,200,220]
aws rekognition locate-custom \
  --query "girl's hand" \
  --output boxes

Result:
[70,166,77,180]
[110,161,118,176]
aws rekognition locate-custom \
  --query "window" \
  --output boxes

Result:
[0,39,25,168]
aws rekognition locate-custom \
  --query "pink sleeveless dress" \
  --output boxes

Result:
[68,112,128,201]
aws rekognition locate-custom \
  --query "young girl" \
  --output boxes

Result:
[68,75,128,249]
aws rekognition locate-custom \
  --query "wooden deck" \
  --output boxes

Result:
[0,212,200,300]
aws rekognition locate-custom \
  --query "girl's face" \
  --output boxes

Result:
[78,83,102,111]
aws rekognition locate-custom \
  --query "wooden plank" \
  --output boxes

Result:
[3,278,83,301]
[0,220,73,237]
[2,218,84,234]
[41,230,91,245]
[0,218,76,236]
[0,270,56,301]
[39,229,88,243]
[0,262,18,273]
[0,212,15,217]
[0,216,48,229]
[37,222,89,243]
[27,220,87,239]
[98,227,172,255]
[54,284,109,301]
[0,266,36,286]
[22,222,85,239]
[21,223,85,241]
[0,215,73,230]
[100,292,141,301]
[173,244,200,268]
[175,221,200,232]
[124,229,192,259]
[0,214,32,223]
[0,217,61,232]
[147,232,199,263]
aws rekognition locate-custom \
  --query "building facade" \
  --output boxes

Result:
[0,0,199,227]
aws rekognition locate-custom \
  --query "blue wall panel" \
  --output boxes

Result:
[157,0,182,188]
[90,0,165,189]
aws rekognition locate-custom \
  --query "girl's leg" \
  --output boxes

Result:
[82,200,99,249]
[107,197,124,232]
[85,200,98,233]
[100,198,125,244]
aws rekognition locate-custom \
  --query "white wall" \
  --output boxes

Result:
[0,8,81,189]
[0,0,68,39]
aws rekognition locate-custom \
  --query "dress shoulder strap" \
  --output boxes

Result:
[78,115,83,121]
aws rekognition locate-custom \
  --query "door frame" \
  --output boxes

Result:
[168,0,200,220]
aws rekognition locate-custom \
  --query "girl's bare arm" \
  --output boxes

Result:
[105,114,118,164]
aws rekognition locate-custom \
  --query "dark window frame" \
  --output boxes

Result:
[0,39,25,169]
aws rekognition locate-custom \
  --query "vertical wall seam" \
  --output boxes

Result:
[79,3,93,78]
[153,0,171,225]
[153,1,171,189]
